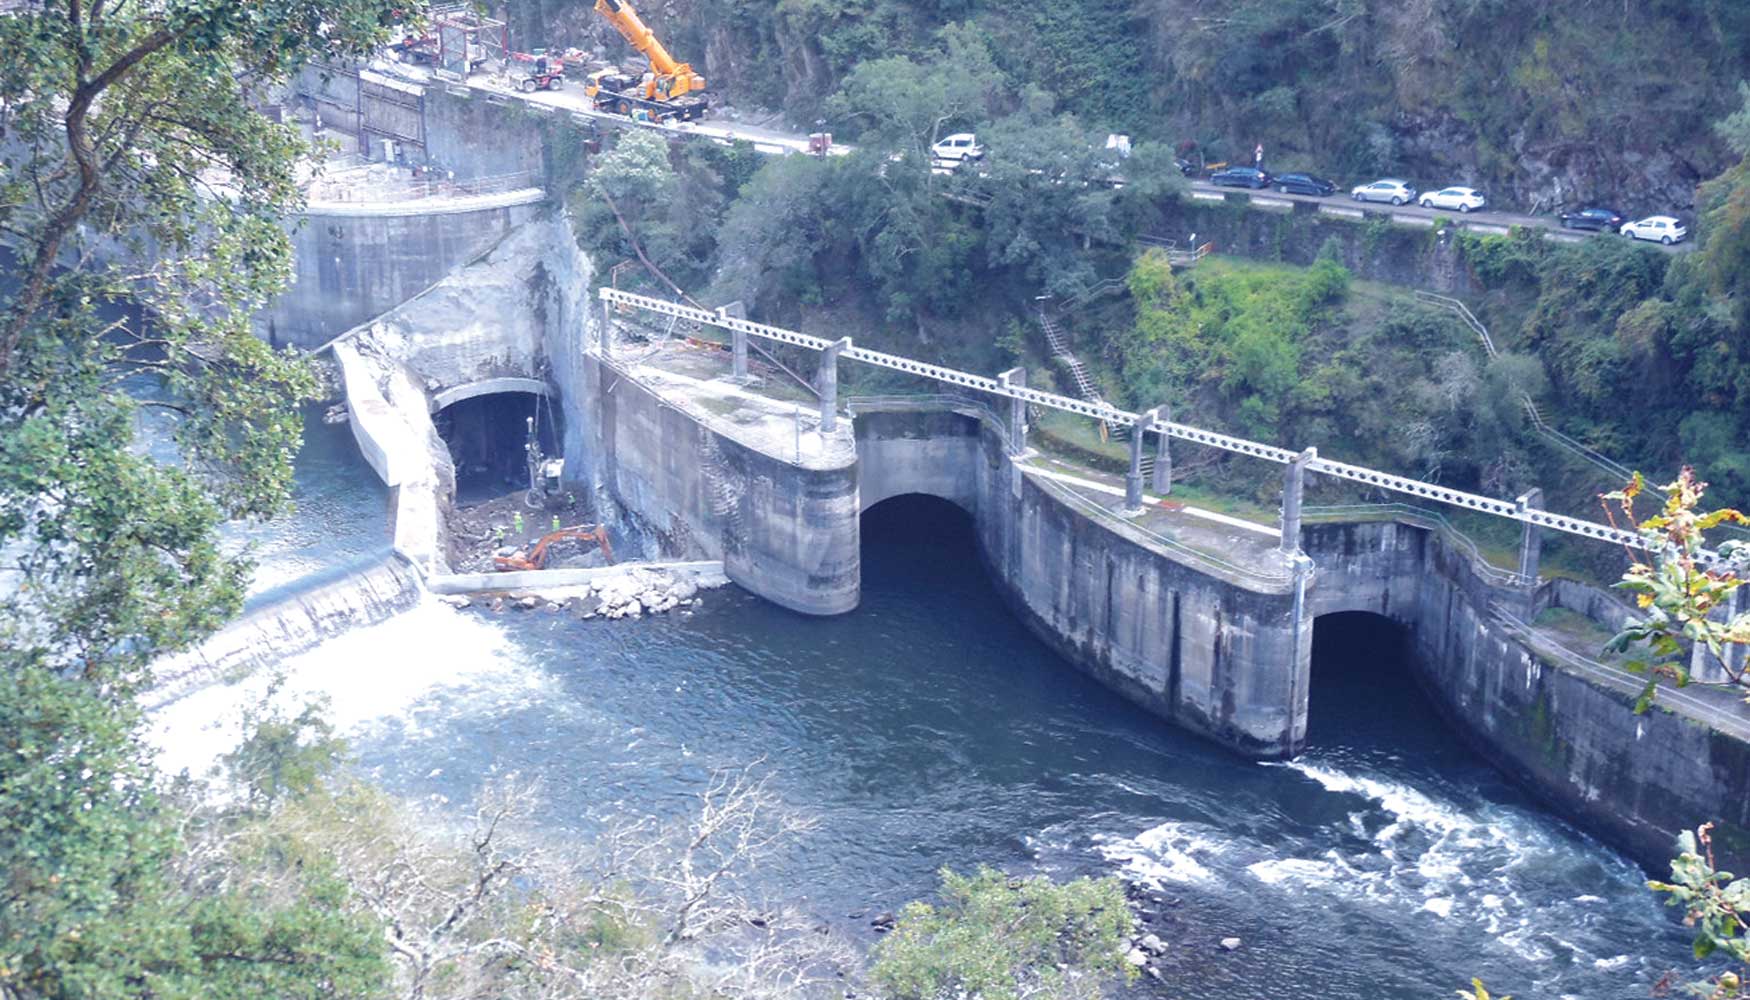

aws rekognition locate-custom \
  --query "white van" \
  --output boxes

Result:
[930,133,984,163]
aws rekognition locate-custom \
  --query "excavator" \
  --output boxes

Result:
[584,0,708,123]
[494,524,616,572]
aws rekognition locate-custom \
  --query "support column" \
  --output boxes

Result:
[718,300,748,380]
[600,298,615,358]
[1516,488,1544,586]
[997,367,1028,455]
[1144,404,1172,495]
[1280,447,1315,554]
[1125,420,1146,514]
[1693,585,1743,684]
[818,337,851,433]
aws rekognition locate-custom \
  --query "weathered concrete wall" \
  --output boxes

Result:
[262,198,542,350]
[584,356,860,615]
[1147,198,1482,295]
[1302,519,1750,873]
[419,86,547,181]
[853,407,1308,756]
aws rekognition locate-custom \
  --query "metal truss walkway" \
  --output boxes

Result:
[600,287,1648,553]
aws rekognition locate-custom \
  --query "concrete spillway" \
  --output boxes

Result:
[145,550,423,710]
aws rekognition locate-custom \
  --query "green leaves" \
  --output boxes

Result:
[870,866,1135,1000]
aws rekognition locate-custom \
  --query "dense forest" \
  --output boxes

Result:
[515,0,1750,212]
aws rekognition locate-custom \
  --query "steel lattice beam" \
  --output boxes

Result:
[599,288,1650,550]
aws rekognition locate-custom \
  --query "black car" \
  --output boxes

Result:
[1558,207,1625,231]
[1274,173,1336,196]
[1209,166,1272,189]
[1173,158,1198,177]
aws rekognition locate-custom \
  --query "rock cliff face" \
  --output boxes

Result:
[513,0,1747,211]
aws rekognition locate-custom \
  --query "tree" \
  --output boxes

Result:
[1599,471,1750,998]
[869,866,1134,1000]
[825,22,1005,163]
[0,1,412,995]
[0,0,402,685]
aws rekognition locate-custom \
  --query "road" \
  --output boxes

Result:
[368,57,1690,253]
[1184,178,1693,252]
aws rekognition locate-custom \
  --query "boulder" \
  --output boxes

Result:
[1220,937,1242,952]
[1124,948,1148,968]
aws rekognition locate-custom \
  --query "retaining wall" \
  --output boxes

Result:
[1301,518,1750,873]
[262,196,543,350]
[582,355,860,615]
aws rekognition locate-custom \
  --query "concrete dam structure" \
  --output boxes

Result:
[267,65,1750,877]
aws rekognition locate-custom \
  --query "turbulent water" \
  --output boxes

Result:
[150,437,1698,998]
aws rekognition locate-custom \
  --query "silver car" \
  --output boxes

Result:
[1350,179,1417,205]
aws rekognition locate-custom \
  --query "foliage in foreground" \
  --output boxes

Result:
[1602,469,1750,712]
[1598,471,1750,998]
[870,866,1135,1000]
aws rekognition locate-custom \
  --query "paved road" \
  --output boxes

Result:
[369,57,1691,253]
[1185,178,1694,252]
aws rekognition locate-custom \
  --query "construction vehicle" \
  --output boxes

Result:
[493,525,616,572]
[507,50,565,92]
[585,0,708,123]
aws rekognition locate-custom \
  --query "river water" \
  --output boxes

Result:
[151,427,1698,999]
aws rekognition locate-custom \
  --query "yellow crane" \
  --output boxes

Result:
[585,0,708,123]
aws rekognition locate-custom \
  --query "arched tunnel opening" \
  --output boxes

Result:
[1307,612,1475,767]
[859,492,993,610]
[434,391,562,505]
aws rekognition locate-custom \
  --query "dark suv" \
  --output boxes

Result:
[1274,173,1336,196]
[1209,166,1272,189]
[1558,207,1624,231]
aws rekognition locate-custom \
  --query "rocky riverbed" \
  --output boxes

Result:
[440,564,728,620]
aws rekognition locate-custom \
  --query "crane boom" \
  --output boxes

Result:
[585,0,708,121]
[594,0,683,77]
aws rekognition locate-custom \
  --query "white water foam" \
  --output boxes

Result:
[1092,820,1226,886]
[148,597,549,781]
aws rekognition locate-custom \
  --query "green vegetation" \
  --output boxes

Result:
[870,867,1135,1000]
[0,1,404,995]
[638,0,1750,205]
[1595,470,1750,998]
[1111,252,1543,495]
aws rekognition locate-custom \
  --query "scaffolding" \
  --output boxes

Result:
[426,4,509,80]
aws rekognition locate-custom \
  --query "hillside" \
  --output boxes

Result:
[511,0,1750,212]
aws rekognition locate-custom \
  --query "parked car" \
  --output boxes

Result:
[1558,207,1624,231]
[1210,166,1272,189]
[1173,158,1198,177]
[1274,173,1336,196]
[930,133,983,163]
[1621,215,1687,244]
[1418,186,1487,213]
[1350,179,1417,205]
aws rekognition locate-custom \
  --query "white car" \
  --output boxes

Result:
[1350,179,1417,205]
[930,133,983,163]
[1620,215,1687,245]
[1419,186,1486,213]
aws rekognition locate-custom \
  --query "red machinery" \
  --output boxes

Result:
[508,51,566,92]
[493,525,615,572]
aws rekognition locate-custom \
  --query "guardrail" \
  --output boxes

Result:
[601,287,1659,554]
[1302,503,1532,588]
[1414,290,1633,483]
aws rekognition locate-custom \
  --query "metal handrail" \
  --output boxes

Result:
[1302,503,1533,588]
[1413,290,1632,482]
[845,392,1292,585]
[1491,602,1750,739]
